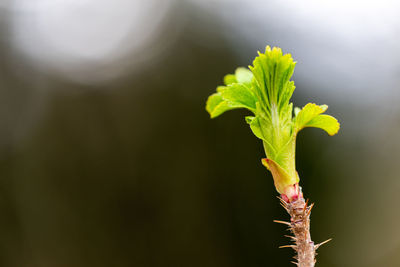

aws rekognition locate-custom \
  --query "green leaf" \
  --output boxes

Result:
[220,83,257,112]
[249,46,296,114]
[295,103,327,131]
[205,93,231,118]
[245,116,265,141]
[295,103,340,135]
[206,83,257,118]
[305,114,340,136]
[235,67,253,84]
[223,67,253,85]
[246,116,277,157]
[223,74,237,85]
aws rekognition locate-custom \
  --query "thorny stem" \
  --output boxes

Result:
[275,188,330,267]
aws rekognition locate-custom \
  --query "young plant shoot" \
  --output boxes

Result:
[206,46,340,267]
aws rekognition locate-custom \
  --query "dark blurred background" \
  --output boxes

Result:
[0,0,400,266]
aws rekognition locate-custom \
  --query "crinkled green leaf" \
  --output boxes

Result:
[305,114,340,136]
[245,116,264,141]
[206,93,231,118]
[250,46,296,114]
[206,83,257,118]
[207,72,257,118]
[205,93,242,118]
[295,103,327,132]
[220,83,257,112]
[246,115,277,157]
[295,103,340,136]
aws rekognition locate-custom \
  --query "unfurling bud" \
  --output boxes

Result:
[261,158,300,202]
[280,183,302,203]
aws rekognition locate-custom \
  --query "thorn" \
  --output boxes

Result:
[278,196,289,209]
[284,235,297,241]
[277,195,288,205]
[280,202,289,212]
[279,244,296,249]
[273,220,291,226]
[306,203,315,218]
[315,238,332,250]
[302,199,309,214]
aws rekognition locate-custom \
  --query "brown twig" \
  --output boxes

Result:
[274,188,330,266]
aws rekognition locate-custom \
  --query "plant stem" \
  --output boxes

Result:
[276,188,329,266]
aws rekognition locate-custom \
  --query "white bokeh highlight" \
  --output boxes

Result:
[10,0,174,83]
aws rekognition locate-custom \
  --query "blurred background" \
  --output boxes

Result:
[0,0,399,266]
